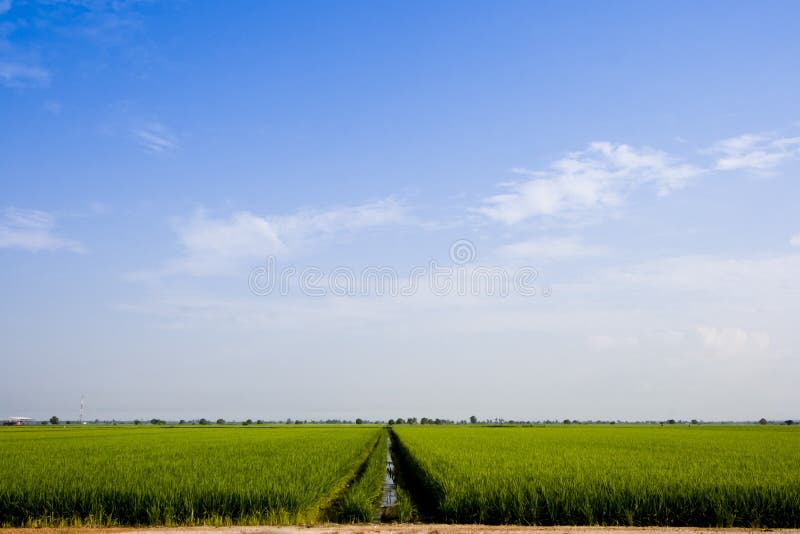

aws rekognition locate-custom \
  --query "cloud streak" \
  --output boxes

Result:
[133,123,180,154]
[0,208,84,253]
[140,199,410,278]
[478,130,800,226]
[477,142,704,224]
[0,62,50,88]
[708,133,800,172]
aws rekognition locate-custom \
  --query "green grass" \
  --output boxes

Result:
[392,425,800,527]
[393,484,417,523]
[331,429,387,523]
[0,425,382,527]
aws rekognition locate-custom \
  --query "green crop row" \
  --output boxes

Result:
[0,425,382,527]
[329,429,388,523]
[391,425,800,527]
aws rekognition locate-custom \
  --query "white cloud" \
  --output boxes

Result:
[708,133,800,172]
[477,130,800,226]
[269,198,409,238]
[0,208,84,252]
[496,236,608,260]
[0,62,50,88]
[790,233,800,247]
[146,199,409,277]
[696,326,771,358]
[477,142,703,224]
[133,123,179,154]
[162,210,285,277]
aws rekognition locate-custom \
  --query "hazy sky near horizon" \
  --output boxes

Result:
[2,1,800,422]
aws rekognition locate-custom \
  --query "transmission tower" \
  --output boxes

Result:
[80,394,85,423]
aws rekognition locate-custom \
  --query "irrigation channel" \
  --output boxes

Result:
[375,433,397,522]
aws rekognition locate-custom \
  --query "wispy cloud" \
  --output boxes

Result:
[138,199,410,278]
[477,142,704,224]
[269,198,410,238]
[0,208,84,253]
[476,129,800,226]
[0,62,50,88]
[496,236,608,260]
[133,122,180,154]
[164,210,286,277]
[0,0,12,15]
[791,233,800,248]
[696,326,771,358]
[708,133,800,172]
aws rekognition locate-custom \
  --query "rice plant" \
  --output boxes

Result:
[0,425,382,527]
[392,425,800,527]
[330,429,387,523]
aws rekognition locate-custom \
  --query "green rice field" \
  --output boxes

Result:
[0,425,384,527]
[391,425,800,527]
[2,424,799,527]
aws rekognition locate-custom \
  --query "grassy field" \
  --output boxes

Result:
[391,425,800,527]
[331,431,387,523]
[4,424,798,528]
[0,425,383,527]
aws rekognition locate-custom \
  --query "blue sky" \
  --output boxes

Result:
[2,1,799,422]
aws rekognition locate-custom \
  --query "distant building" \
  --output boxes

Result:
[2,417,32,426]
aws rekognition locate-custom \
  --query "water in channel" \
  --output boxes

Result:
[375,433,397,522]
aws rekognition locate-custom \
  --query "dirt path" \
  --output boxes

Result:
[1,526,796,534]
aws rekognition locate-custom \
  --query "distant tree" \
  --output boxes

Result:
[691,419,699,425]
[407,417,417,425]
[470,415,478,424]
[198,418,209,425]
[179,419,186,424]
[244,419,253,425]
[49,416,59,425]
[666,419,677,425]
[133,419,141,425]
[396,417,405,425]
[562,419,571,425]
[759,418,768,425]
[150,418,166,425]
[216,418,225,425]
[388,419,396,425]
[355,418,364,425]
[786,420,795,426]
[256,419,264,425]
